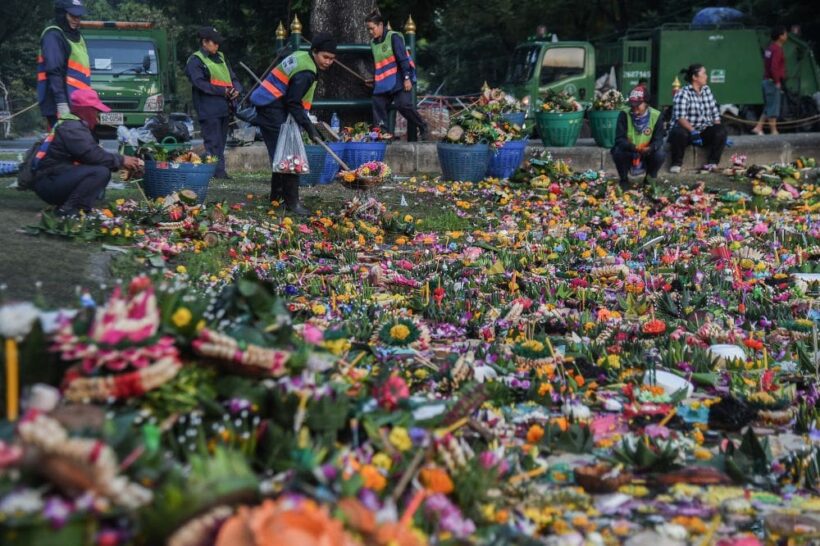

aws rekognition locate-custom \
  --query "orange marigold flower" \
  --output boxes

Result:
[360,465,387,492]
[419,466,454,494]
[527,424,545,444]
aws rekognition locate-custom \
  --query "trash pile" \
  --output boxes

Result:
[2,154,820,545]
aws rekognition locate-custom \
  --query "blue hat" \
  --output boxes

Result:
[56,0,87,17]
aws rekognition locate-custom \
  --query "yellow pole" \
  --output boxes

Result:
[5,338,19,421]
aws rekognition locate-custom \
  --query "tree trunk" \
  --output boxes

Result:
[310,0,378,123]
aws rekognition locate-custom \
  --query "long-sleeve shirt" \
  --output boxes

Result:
[372,32,415,92]
[185,48,243,120]
[39,27,77,117]
[671,84,721,131]
[255,70,316,133]
[613,110,666,153]
[764,42,786,84]
[35,119,123,177]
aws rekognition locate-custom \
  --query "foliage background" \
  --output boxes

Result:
[0,0,815,134]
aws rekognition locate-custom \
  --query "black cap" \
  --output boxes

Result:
[311,33,337,54]
[198,26,223,44]
[55,0,86,17]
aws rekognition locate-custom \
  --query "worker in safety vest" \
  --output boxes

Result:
[37,0,92,128]
[365,11,428,140]
[31,88,141,217]
[250,34,335,215]
[610,85,666,187]
[185,26,243,180]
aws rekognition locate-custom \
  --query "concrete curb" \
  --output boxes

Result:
[226,134,820,175]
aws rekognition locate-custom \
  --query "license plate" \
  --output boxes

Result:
[99,112,123,125]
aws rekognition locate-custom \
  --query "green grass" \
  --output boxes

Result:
[416,209,480,232]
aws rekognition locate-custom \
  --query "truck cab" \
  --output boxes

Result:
[503,40,596,120]
[81,21,175,128]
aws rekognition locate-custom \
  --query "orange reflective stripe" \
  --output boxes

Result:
[67,59,90,77]
[375,55,396,69]
[66,76,91,90]
[374,67,398,81]
[261,79,284,98]
[272,67,289,85]
[37,55,44,63]
[35,151,46,159]
[210,78,232,87]
[37,72,47,81]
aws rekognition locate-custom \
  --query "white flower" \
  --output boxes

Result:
[0,488,44,515]
[473,364,498,383]
[0,302,40,340]
[561,401,591,421]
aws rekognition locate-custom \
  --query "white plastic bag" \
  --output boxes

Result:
[272,115,309,174]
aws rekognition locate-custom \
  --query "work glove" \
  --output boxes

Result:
[57,102,70,119]
[690,130,703,147]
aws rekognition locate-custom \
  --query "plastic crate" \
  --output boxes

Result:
[436,143,491,182]
[142,161,216,203]
[300,144,328,186]
[342,142,386,169]
[487,140,528,179]
[319,142,346,184]
[0,160,20,176]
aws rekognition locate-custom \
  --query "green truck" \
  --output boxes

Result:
[80,21,176,127]
[504,24,820,131]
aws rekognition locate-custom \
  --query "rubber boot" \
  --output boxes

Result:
[283,175,309,216]
[269,173,284,204]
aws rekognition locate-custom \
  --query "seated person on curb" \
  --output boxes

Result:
[611,85,666,187]
[31,88,141,216]
[668,63,727,174]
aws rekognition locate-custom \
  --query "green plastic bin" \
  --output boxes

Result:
[588,109,623,149]
[535,110,585,147]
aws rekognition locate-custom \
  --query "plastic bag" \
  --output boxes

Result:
[272,115,309,174]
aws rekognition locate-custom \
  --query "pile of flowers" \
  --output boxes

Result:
[592,88,626,111]
[539,89,581,112]
[477,84,524,114]
[2,149,820,545]
[340,122,392,142]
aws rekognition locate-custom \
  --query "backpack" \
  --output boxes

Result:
[16,135,47,191]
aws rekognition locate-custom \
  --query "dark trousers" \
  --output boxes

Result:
[372,89,426,139]
[259,124,298,204]
[200,116,230,177]
[33,165,110,212]
[611,146,666,181]
[668,124,727,166]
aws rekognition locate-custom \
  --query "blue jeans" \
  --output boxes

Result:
[762,79,781,118]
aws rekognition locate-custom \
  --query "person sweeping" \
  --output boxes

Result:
[249,34,336,215]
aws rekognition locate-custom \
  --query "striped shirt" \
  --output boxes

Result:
[671,84,721,131]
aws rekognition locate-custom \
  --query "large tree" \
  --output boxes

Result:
[309,0,378,122]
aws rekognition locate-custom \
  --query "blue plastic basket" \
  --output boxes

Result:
[319,142,346,184]
[343,142,386,169]
[437,143,491,182]
[487,140,528,179]
[0,160,20,176]
[501,112,526,127]
[142,161,216,203]
[300,145,328,186]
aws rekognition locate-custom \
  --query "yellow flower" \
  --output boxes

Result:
[521,339,545,352]
[311,303,327,316]
[372,452,393,470]
[389,324,411,341]
[388,427,412,451]
[171,307,192,328]
[322,338,351,355]
[176,265,187,274]
[404,214,413,222]
[693,447,713,460]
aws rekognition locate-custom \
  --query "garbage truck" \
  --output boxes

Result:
[80,21,177,128]
[503,24,820,132]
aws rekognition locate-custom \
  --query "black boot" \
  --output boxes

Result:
[283,175,310,216]
[269,173,284,204]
